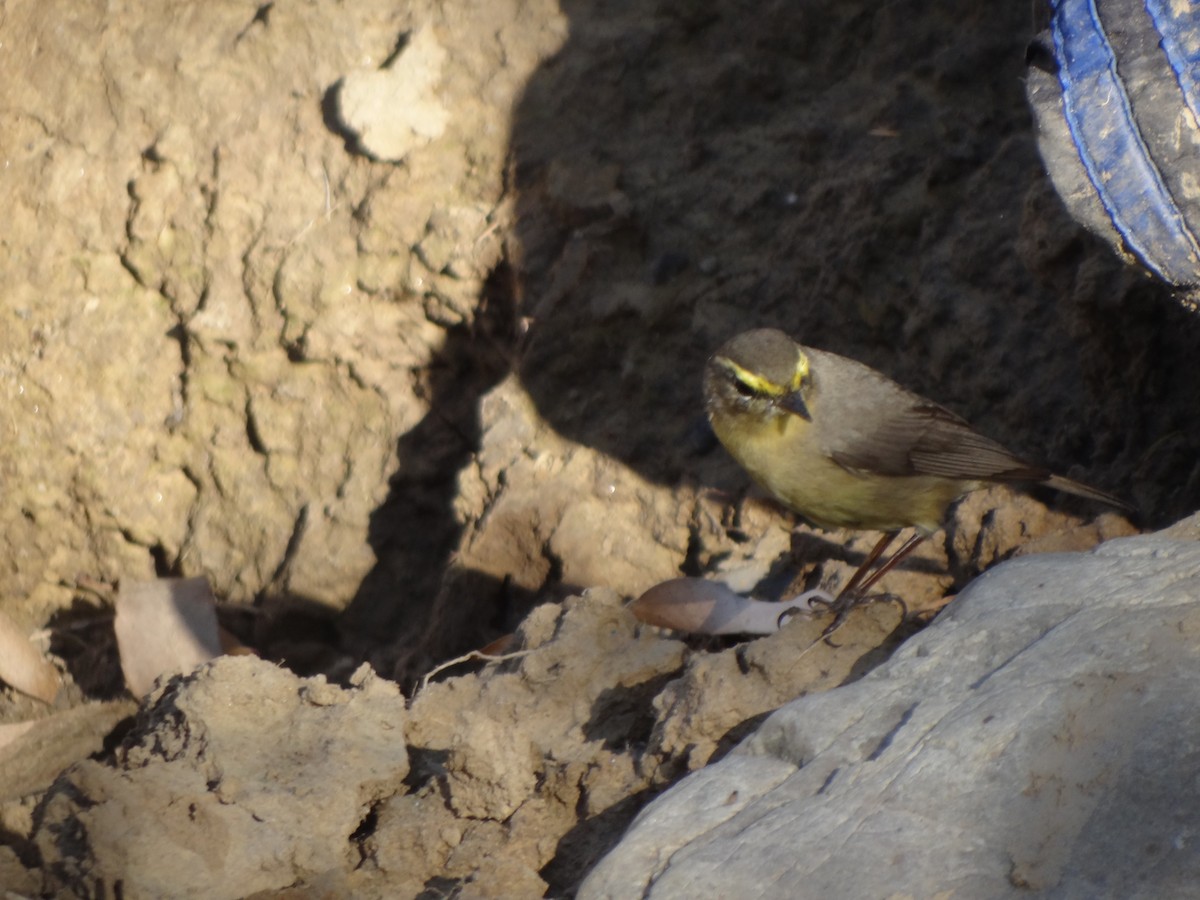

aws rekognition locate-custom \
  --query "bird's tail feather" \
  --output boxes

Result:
[1043,474,1135,515]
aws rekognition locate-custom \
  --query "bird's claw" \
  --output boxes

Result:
[776,588,907,644]
[775,589,834,630]
[811,590,908,645]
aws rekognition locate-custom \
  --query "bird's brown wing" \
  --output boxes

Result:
[808,348,1130,511]
[806,347,1048,483]
[829,400,1048,483]
[904,403,1050,481]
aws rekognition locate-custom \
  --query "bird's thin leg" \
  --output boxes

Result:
[804,531,894,617]
[840,531,898,596]
[807,530,924,640]
[852,532,927,596]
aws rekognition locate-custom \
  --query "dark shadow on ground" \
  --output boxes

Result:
[341,0,1200,682]
[504,0,1200,522]
[337,263,524,678]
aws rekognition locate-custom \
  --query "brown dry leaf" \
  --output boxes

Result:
[629,577,829,635]
[115,577,223,697]
[0,609,61,704]
[478,632,515,656]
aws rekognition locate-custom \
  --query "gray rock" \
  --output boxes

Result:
[581,532,1200,899]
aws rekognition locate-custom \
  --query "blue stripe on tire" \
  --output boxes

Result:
[1143,0,1200,126]
[1052,0,1200,285]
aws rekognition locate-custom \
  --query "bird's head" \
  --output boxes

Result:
[705,328,813,423]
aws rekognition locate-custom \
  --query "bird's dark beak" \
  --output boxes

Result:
[780,390,811,421]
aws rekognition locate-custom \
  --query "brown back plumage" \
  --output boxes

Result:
[802,345,1132,511]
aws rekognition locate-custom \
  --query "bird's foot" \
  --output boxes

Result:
[808,589,907,645]
[775,589,835,630]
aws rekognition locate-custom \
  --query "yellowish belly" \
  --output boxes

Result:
[713,411,972,533]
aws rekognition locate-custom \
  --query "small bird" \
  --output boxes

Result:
[704,328,1132,627]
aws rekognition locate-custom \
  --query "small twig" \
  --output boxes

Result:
[286,165,338,245]
[417,647,535,695]
[786,616,847,666]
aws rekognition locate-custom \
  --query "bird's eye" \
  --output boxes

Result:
[733,379,757,397]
